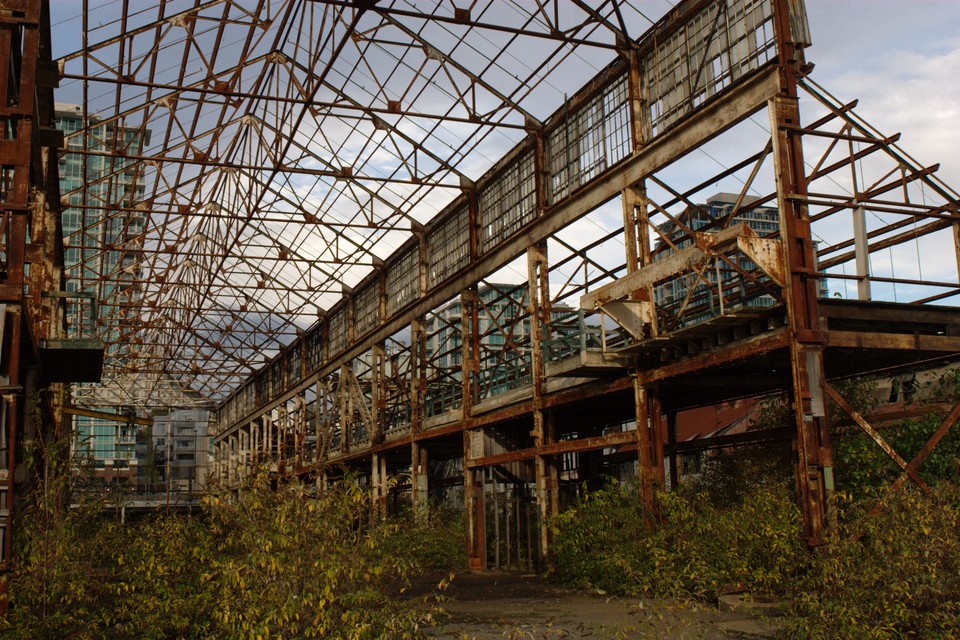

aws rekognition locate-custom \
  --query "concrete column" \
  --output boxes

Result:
[853,205,871,300]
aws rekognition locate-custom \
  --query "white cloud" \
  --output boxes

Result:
[805,1,960,188]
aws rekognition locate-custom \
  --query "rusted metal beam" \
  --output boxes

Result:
[827,332,960,352]
[467,429,636,469]
[62,405,153,426]
[823,383,928,491]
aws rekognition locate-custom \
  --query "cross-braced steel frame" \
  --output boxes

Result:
[0,0,951,575]
[200,0,960,563]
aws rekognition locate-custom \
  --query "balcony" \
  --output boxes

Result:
[38,291,104,382]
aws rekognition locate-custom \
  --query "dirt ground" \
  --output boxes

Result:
[418,571,782,640]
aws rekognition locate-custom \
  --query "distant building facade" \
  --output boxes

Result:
[143,409,212,494]
[56,104,150,483]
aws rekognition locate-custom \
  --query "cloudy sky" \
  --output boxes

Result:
[803,0,960,188]
[49,0,959,184]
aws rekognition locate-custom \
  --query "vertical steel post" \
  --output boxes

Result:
[461,286,484,568]
[667,410,679,490]
[0,2,41,609]
[528,242,557,557]
[771,0,833,546]
[634,382,664,510]
[409,318,428,519]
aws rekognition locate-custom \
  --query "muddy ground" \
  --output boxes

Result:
[416,571,782,640]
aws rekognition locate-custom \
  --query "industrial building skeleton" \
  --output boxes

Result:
[211,0,960,567]
[3,0,960,588]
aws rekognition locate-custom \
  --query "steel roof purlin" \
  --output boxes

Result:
[54,0,648,407]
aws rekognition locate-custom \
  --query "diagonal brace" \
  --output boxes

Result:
[867,402,960,518]
[823,383,929,492]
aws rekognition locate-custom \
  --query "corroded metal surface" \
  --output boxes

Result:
[33,0,960,560]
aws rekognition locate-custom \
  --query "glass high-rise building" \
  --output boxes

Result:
[56,104,150,485]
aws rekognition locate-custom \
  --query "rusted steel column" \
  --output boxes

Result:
[625,48,649,151]
[411,442,428,520]
[527,242,557,558]
[265,410,274,465]
[278,405,289,474]
[622,184,657,330]
[622,186,642,273]
[409,318,428,519]
[371,452,387,519]
[667,410,680,491]
[461,287,480,419]
[771,0,833,547]
[314,380,322,463]
[298,394,308,468]
[339,365,351,455]
[622,180,664,504]
[410,319,426,435]
[371,344,384,444]
[463,449,485,569]
[461,286,484,568]
[250,418,258,469]
[0,1,42,613]
[634,380,665,511]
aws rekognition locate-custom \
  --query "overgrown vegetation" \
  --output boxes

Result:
[7,370,960,638]
[2,470,464,639]
[549,479,808,601]
[788,484,960,639]
[550,370,960,639]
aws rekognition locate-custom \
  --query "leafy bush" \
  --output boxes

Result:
[682,440,794,506]
[549,479,807,601]
[549,474,960,639]
[787,484,960,639]
[376,505,466,574]
[1,471,462,639]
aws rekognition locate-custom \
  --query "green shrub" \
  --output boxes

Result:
[787,484,960,640]
[377,505,466,574]
[549,479,807,601]
[548,478,653,594]
[549,476,960,638]
[2,471,460,639]
[206,474,442,639]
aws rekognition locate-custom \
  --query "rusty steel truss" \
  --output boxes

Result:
[14,0,956,567]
